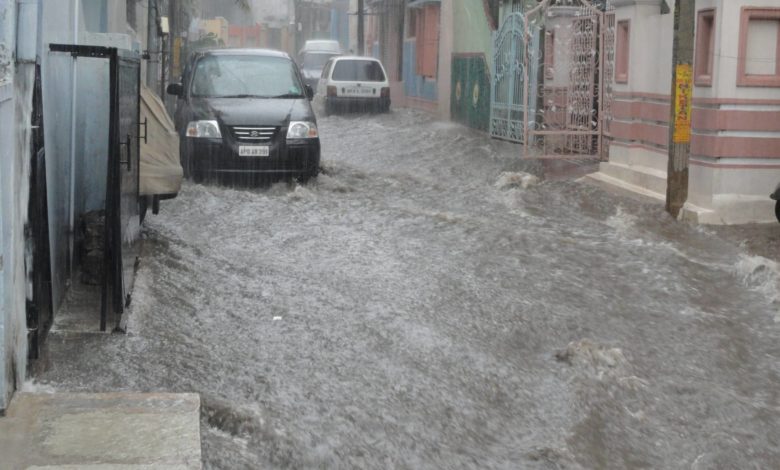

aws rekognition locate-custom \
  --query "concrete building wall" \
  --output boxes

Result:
[450,0,493,131]
[592,0,675,202]
[683,0,780,224]
[0,0,16,412]
[592,0,780,224]
[0,0,35,412]
[40,0,80,315]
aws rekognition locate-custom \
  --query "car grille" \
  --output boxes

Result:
[230,126,278,143]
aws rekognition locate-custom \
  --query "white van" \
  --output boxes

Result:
[299,39,342,56]
[317,56,390,115]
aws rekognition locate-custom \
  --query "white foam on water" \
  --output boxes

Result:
[21,380,57,394]
[605,205,637,234]
[734,255,780,319]
[494,171,540,191]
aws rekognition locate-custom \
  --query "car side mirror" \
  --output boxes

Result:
[305,85,315,101]
[167,83,183,96]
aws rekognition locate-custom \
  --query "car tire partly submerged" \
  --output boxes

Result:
[297,169,319,185]
[776,200,780,223]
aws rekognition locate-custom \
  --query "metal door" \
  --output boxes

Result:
[48,44,141,332]
[117,52,141,315]
[105,49,142,331]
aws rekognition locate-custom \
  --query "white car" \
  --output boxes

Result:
[299,39,342,56]
[317,56,390,115]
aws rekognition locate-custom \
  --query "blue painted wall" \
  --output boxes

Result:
[40,0,78,314]
[0,0,12,413]
[0,0,35,411]
[0,84,12,411]
[81,0,107,33]
[402,40,437,101]
[329,8,349,51]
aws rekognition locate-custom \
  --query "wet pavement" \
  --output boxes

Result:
[33,109,780,469]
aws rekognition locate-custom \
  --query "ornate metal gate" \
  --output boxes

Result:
[490,0,614,159]
[489,12,535,143]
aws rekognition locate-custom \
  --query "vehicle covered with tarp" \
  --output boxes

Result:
[140,84,182,219]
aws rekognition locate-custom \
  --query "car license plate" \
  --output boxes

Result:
[239,145,270,157]
[345,87,373,96]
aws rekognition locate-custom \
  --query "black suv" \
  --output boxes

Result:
[167,49,320,184]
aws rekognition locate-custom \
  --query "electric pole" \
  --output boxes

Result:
[357,0,364,56]
[665,0,695,218]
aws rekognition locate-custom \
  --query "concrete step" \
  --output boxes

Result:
[586,165,667,202]
[595,161,668,198]
[0,393,202,470]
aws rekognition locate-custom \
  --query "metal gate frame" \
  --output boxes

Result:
[490,0,615,160]
[49,44,142,332]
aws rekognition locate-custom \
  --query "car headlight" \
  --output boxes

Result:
[186,120,222,139]
[286,121,319,139]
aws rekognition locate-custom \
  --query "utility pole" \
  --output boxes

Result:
[147,0,159,93]
[665,0,695,218]
[357,0,364,56]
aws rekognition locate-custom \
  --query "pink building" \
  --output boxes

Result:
[592,0,780,224]
[228,24,265,48]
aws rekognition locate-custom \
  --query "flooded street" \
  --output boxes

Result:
[35,110,780,469]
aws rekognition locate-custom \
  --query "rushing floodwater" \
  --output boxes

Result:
[34,109,780,469]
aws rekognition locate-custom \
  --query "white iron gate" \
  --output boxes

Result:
[490,0,614,159]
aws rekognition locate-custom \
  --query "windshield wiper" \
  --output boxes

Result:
[214,94,268,99]
[271,93,305,99]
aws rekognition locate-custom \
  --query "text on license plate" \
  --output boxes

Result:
[345,87,374,95]
[239,145,270,157]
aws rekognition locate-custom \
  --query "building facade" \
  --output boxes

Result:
[591,0,780,224]
[0,0,31,412]
[0,0,153,413]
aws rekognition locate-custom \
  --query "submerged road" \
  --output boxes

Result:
[37,109,780,469]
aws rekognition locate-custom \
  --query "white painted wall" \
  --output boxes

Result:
[0,0,34,411]
[611,0,674,97]
[595,1,675,201]
[685,0,780,224]
[545,9,576,89]
[438,0,453,119]
[0,0,16,413]
[696,0,780,101]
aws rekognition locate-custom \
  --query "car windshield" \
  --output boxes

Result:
[190,55,304,98]
[302,53,338,70]
[331,60,386,82]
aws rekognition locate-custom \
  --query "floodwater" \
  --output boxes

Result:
[35,109,780,469]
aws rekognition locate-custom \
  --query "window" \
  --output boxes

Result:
[332,60,386,82]
[302,53,339,71]
[738,8,780,87]
[616,20,630,84]
[545,30,555,80]
[321,60,330,80]
[415,5,440,79]
[190,55,303,98]
[695,9,715,86]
